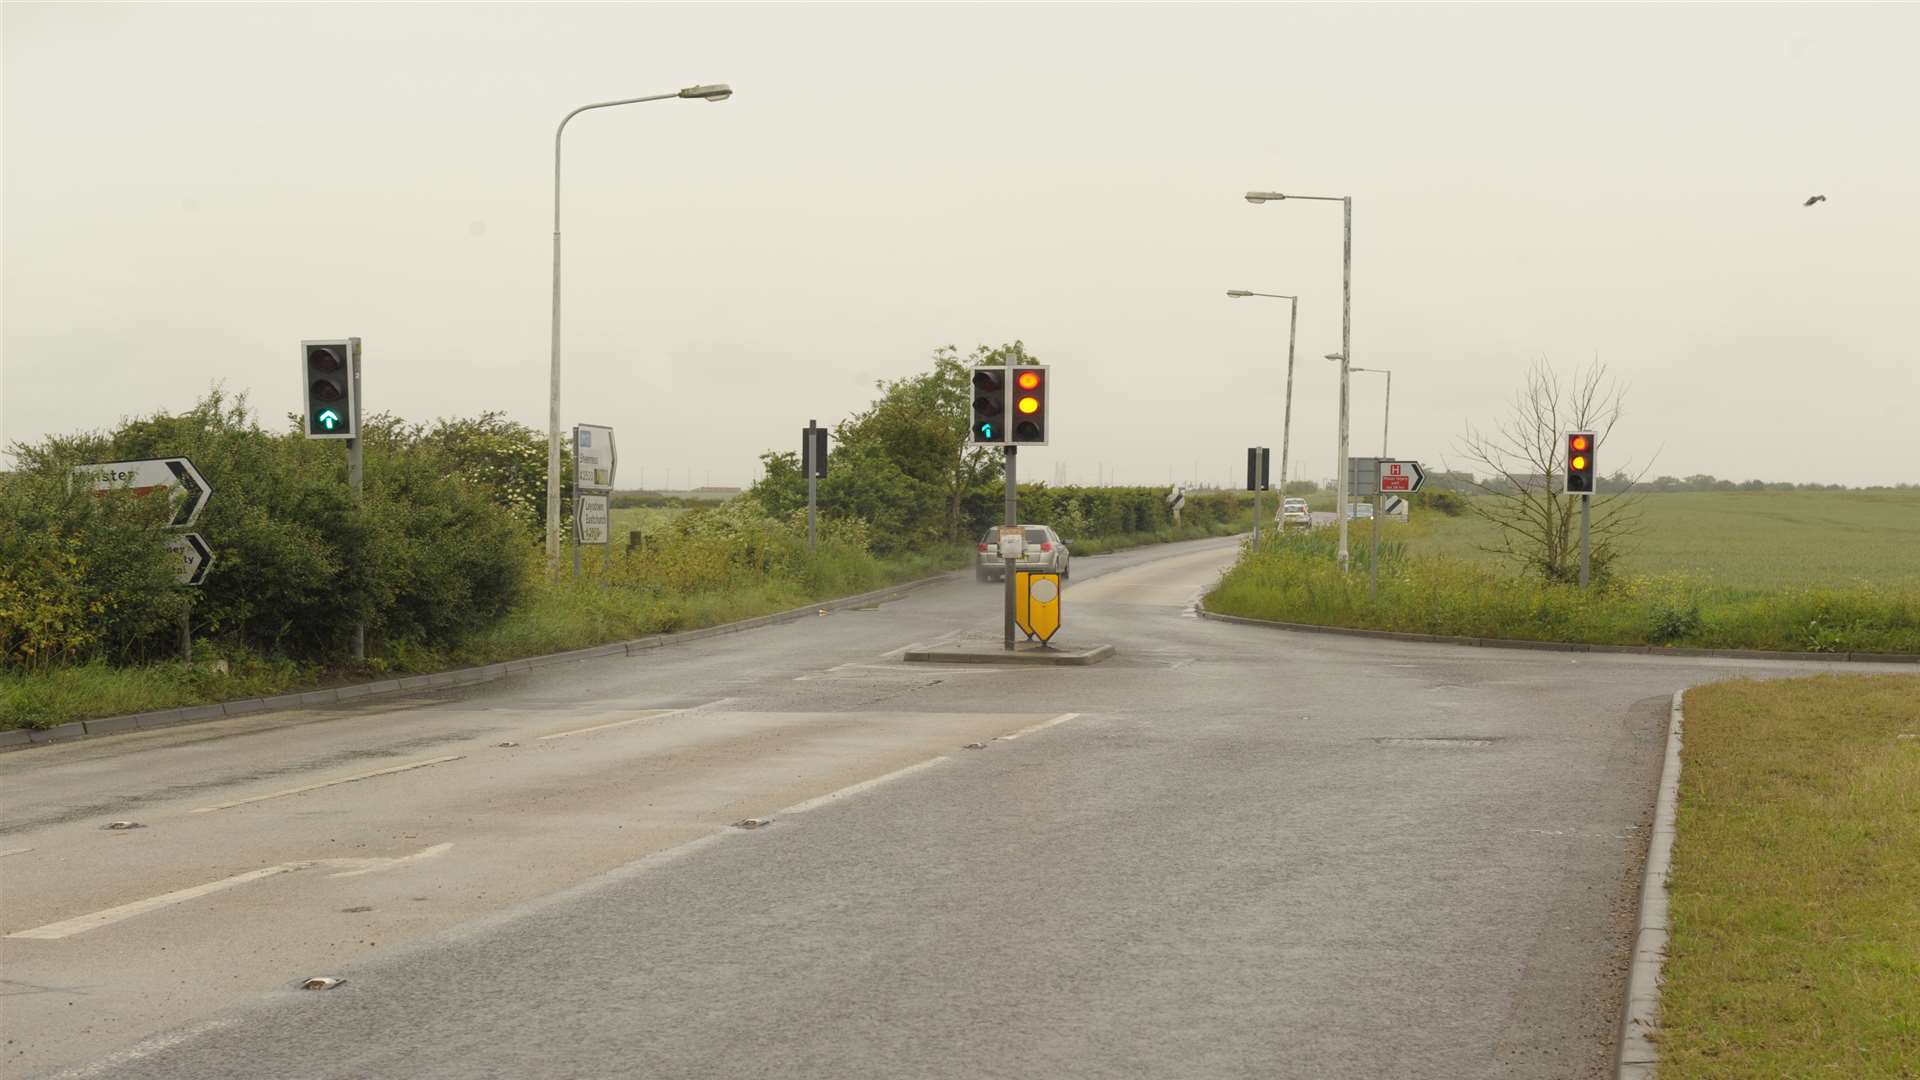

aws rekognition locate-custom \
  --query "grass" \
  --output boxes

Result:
[1659,675,1920,1078]
[0,543,968,731]
[1205,491,1920,655]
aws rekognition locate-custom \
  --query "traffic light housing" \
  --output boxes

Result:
[1010,365,1049,445]
[302,339,357,439]
[1246,447,1271,491]
[1565,431,1596,495]
[803,423,828,479]
[971,366,1007,444]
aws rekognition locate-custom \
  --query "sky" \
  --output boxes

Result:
[4,2,1916,489]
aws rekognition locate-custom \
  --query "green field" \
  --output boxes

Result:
[1411,490,1920,588]
[1207,490,1920,654]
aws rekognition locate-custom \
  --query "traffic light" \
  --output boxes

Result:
[1565,431,1596,495]
[803,422,828,479]
[971,366,1007,444]
[1010,365,1049,445]
[302,339,357,439]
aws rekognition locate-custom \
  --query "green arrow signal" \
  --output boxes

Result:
[317,409,341,431]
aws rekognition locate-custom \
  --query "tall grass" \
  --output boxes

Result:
[1207,528,1920,654]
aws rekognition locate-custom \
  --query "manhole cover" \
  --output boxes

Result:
[1373,737,1495,748]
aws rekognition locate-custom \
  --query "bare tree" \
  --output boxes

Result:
[1451,360,1647,584]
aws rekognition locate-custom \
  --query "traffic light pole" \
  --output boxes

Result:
[1004,445,1017,652]
[1579,494,1591,588]
[348,338,365,661]
[806,419,819,552]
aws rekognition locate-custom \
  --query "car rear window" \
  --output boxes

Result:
[1024,528,1048,544]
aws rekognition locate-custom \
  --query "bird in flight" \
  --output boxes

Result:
[1804,195,1827,206]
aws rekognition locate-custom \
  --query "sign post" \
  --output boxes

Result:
[802,420,827,551]
[1372,459,1426,600]
[572,424,616,578]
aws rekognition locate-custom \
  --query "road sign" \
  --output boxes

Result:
[1347,456,1381,493]
[997,525,1025,559]
[1384,495,1409,520]
[166,533,214,586]
[1015,572,1062,643]
[72,458,211,528]
[574,494,610,545]
[1379,459,1425,493]
[574,425,616,492]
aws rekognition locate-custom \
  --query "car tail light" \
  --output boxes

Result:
[1039,542,1052,552]
[978,543,989,552]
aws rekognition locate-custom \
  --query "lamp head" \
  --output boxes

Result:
[678,83,733,101]
[1226,290,1253,298]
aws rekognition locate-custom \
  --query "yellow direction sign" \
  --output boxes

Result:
[1015,572,1062,643]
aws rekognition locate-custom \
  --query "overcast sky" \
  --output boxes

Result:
[5,3,1916,489]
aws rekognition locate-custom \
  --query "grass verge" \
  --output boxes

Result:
[1068,519,1245,556]
[1204,529,1920,655]
[0,545,968,732]
[1659,675,1920,1078]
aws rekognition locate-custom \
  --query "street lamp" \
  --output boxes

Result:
[1349,366,1391,456]
[1225,289,1300,497]
[1247,190,1353,570]
[545,83,733,565]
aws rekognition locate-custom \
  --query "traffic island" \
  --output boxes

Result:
[903,641,1115,666]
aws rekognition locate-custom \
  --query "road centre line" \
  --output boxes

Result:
[537,699,728,741]
[777,756,952,817]
[0,846,35,859]
[7,843,455,940]
[998,712,1082,740]
[7,864,305,939]
[189,755,464,813]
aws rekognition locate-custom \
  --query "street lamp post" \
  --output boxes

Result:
[1246,191,1352,569]
[1226,289,1300,497]
[546,83,732,566]
[1350,366,1391,456]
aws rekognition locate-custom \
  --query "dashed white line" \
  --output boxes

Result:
[189,755,464,813]
[997,712,1082,740]
[7,864,307,939]
[325,841,454,878]
[537,700,727,740]
[0,847,34,859]
[777,756,953,817]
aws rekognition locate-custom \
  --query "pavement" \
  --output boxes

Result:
[3,534,1905,1080]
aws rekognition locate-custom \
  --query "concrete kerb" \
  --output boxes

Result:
[1194,602,1920,665]
[1617,690,1684,1080]
[8,571,961,752]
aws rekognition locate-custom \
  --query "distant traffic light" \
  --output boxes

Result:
[1011,365,1049,445]
[1565,431,1596,495]
[803,422,828,479]
[302,339,357,439]
[971,366,1007,444]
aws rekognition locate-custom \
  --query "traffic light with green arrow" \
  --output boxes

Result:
[302,339,357,439]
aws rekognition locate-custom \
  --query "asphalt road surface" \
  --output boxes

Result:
[3,536,1902,1079]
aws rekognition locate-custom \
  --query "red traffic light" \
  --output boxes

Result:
[1570,434,1589,452]
[1016,370,1041,391]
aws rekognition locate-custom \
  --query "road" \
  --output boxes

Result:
[2,535,1900,1079]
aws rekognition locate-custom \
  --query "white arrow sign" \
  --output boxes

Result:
[166,533,214,586]
[72,458,212,528]
[1379,460,1425,494]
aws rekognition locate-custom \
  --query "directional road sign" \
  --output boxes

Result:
[574,424,616,493]
[72,458,212,528]
[166,533,214,586]
[574,494,611,545]
[1379,460,1426,494]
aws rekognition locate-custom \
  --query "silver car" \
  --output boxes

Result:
[976,525,1070,583]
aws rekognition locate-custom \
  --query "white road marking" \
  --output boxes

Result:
[0,846,34,859]
[997,712,1081,740]
[7,843,454,940]
[797,662,1001,681]
[42,1019,238,1079]
[537,700,725,740]
[878,641,926,659]
[189,755,464,812]
[777,756,952,816]
[325,841,453,878]
[7,865,307,939]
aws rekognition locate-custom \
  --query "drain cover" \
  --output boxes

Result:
[1373,737,1495,748]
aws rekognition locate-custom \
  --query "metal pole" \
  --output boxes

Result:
[806,420,818,551]
[1381,370,1391,457]
[1337,196,1353,572]
[179,606,192,664]
[348,337,365,661]
[1004,445,1017,651]
[1281,297,1298,494]
[1579,494,1591,587]
[571,425,582,580]
[1370,490,1382,600]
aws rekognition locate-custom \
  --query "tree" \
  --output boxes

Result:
[1450,360,1645,584]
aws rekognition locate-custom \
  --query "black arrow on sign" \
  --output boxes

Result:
[166,459,204,528]
[179,533,213,587]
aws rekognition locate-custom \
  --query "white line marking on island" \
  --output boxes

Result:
[538,699,729,741]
